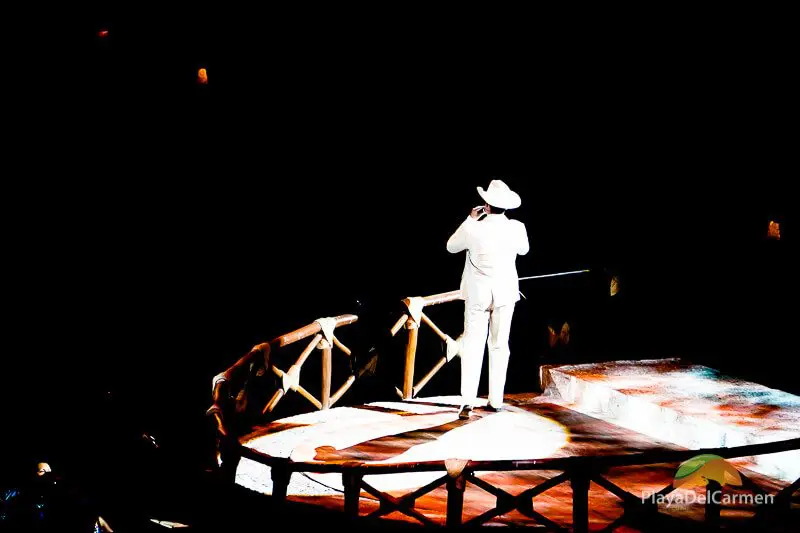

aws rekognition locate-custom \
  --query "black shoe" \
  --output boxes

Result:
[458,405,473,420]
[487,405,504,413]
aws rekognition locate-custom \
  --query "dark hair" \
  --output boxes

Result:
[488,205,506,215]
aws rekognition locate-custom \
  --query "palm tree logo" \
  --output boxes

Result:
[673,454,743,489]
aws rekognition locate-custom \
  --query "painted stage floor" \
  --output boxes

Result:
[543,358,800,483]
[234,368,799,529]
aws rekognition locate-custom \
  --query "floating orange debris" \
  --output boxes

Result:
[197,68,208,84]
[767,220,780,240]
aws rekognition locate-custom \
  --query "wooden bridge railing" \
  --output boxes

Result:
[389,289,463,400]
[208,314,358,438]
[239,436,800,531]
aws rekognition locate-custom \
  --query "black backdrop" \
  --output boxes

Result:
[2,11,791,516]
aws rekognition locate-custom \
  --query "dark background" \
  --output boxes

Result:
[2,10,792,529]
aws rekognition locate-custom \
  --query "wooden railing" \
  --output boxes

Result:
[390,289,463,400]
[207,299,800,529]
[237,436,800,531]
[262,315,360,414]
[208,314,360,438]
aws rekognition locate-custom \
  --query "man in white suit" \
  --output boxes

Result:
[447,180,529,419]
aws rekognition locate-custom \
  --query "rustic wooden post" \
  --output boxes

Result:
[705,479,721,528]
[403,317,419,400]
[446,473,466,527]
[445,458,469,528]
[343,468,363,519]
[571,471,590,533]
[271,460,292,503]
[217,435,241,485]
[319,338,332,409]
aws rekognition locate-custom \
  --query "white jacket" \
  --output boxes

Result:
[447,213,529,307]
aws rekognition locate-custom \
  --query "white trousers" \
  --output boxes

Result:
[460,300,515,408]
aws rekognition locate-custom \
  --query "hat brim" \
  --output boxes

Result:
[477,186,521,209]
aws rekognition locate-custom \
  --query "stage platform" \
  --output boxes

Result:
[542,358,800,483]
[231,357,800,528]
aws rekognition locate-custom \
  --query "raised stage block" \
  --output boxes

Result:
[542,358,800,483]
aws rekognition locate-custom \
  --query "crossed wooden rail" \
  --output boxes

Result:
[208,314,359,437]
[262,315,359,414]
[208,302,800,529]
[390,289,463,400]
[238,436,800,531]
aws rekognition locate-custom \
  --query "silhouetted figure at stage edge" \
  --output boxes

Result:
[0,462,110,532]
[447,180,529,419]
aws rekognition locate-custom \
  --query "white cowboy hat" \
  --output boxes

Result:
[477,179,521,209]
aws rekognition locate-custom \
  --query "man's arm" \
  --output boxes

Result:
[517,222,530,255]
[447,205,483,254]
[447,217,472,253]
[447,207,482,253]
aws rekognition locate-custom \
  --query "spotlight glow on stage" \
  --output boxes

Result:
[237,399,569,495]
